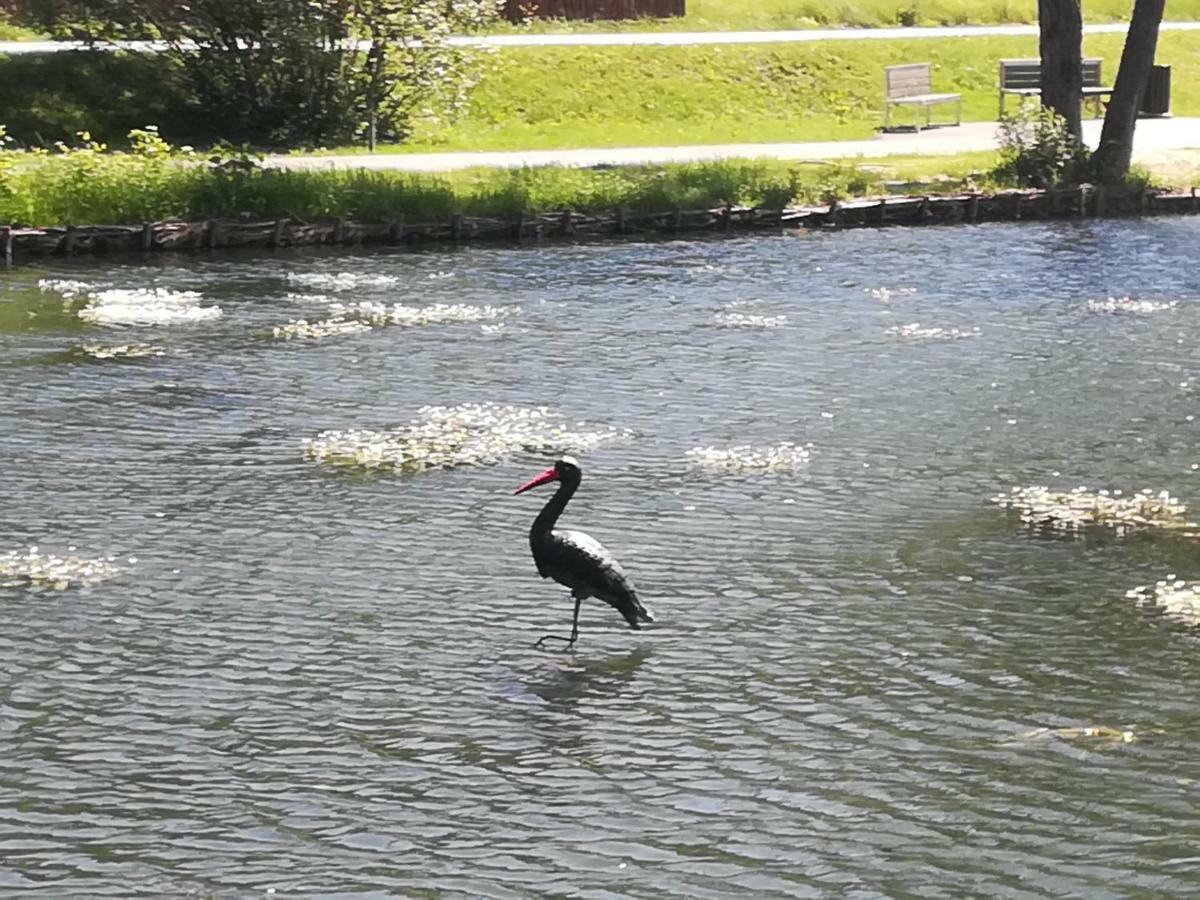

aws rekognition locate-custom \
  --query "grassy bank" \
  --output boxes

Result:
[0,133,1014,227]
[390,32,1200,153]
[5,33,1200,151]
[5,133,1192,232]
[494,0,1200,31]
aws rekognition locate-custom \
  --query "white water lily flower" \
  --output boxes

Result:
[1127,575,1200,627]
[686,442,813,474]
[887,322,980,340]
[1087,297,1177,313]
[0,547,121,589]
[330,301,511,328]
[78,288,222,326]
[285,272,400,292]
[713,312,787,328]
[271,318,374,340]
[303,403,629,473]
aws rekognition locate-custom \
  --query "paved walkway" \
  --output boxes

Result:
[2,21,1199,54]
[269,117,1200,174]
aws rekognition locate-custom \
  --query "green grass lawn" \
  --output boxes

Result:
[492,0,1200,31]
[358,32,1200,153]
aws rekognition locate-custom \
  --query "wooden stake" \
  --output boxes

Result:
[333,217,345,243]
[721,203,732,231]
[1014,194,1023,220]
[451,214,463,241]
[271,219,287,248]
[63,225,76,256]
[614,207,626,235]
[969,194,980,223]
[141,222,154,252]
[205,219,218,250]
[560,210,574,237]
[389,216,404,243]
[672,208,683,233]
[877,198,888,226]
[1,226,11,267]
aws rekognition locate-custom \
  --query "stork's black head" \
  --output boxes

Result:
[513,455,581,494]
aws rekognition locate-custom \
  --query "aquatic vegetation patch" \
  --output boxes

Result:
[303,402,630,472]
[0,547,121,590]
[1016,726,1137,744]
[887,322,981,340]
[285,272,400,292]
[269,301,513,343]
[41,279,222,327]
[992,485,1195,534]
[1127,575,1200,627]
[271,318,374,341]
[72,342,164,360]
[1087,297,1178,314]
[713,312,787,329]
[686,442,813,474]
[37,278,93,300]
[329,301,511,328]
[867,287,917,302]
[77,288,222,327]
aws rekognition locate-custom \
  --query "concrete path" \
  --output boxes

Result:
[269,117,1200,174]
[2,21,1199,54]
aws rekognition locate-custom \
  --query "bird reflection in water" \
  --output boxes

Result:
[526,644,653,711]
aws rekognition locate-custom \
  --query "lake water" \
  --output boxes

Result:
[2,220,1199,897]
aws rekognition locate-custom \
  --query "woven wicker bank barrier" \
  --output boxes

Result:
[3,185,1197,265]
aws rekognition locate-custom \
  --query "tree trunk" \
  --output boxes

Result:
[1038,0,1083,139]
[1092,0,1166,183]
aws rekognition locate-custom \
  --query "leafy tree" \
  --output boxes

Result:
[12,0,501,147]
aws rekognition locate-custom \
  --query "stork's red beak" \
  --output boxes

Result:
[514,465,559,495]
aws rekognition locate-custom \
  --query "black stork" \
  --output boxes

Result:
[514,456,654,649]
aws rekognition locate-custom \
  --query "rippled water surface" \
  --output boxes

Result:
[3,221,1200,897]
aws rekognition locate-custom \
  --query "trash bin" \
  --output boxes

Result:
[1140,64,1171,117]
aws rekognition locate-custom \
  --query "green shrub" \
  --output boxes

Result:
[993,103,1089,188]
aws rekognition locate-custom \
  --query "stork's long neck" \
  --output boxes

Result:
[532,477,579,536]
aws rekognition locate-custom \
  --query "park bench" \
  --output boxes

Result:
[883,63,963,132]
[999,58,1112,118]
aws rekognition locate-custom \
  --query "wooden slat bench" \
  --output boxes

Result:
[883,63,962,132]
[999,58,1112,118]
